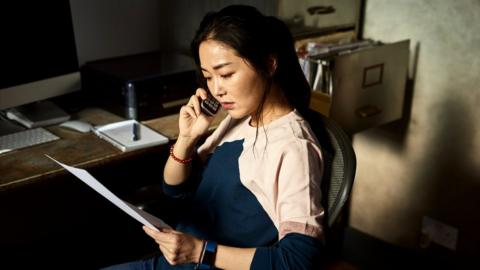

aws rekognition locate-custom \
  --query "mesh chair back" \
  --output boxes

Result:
[304,109,357,228]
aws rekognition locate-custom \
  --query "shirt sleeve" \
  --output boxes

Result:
[251,233,325,270]
[162,152,205,200]
[250,140,325,270]
[162,180,192,200]
[276,139,325,240]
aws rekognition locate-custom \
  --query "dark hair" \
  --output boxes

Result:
[190,5,311,119]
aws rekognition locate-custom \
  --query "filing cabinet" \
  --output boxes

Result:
[300,38,410,134]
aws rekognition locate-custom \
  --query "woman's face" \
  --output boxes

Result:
[199,39,266,119]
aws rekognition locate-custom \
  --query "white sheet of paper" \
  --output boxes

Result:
[46,155,170,231]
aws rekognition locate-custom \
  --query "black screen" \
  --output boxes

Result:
[0,2,79,89]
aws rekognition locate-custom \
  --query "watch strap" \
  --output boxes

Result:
[197,240,217,269]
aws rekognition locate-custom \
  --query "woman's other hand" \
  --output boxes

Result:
[143,226,204,266]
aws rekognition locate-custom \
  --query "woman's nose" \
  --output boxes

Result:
[211,78,225,96]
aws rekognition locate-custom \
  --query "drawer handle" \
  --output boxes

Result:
[355,105,382,118]
[307,6,336,15]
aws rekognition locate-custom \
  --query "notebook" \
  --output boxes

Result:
[93,119,169,152]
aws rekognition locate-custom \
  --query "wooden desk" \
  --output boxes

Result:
[0,107,226,191]
[0,107,226,269]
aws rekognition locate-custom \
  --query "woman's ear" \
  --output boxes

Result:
[268,55,278,76]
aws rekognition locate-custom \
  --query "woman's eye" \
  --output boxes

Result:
[204,77,212,81]
[221,73,233,79]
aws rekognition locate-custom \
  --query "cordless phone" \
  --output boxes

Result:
[200,95,220,116]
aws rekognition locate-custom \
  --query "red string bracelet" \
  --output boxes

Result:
[169,144,194,164]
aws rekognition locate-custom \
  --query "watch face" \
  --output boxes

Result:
[200,96,220,116]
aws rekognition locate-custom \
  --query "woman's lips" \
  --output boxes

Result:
[221,102,234,110]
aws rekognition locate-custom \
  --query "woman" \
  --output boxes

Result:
[104,4,325,270]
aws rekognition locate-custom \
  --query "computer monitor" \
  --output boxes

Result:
[0,2,80,111]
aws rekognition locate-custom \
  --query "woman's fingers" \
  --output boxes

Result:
[143,226,181,247]
[144,226,170,240]
[196,87,208,97]
[158,244,180,265]
[143,226,201,266]
[187,93,202,116]
[181,103,198,119]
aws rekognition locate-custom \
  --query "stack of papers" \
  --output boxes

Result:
[93,119,169,152]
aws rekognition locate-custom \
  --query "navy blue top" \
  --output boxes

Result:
[162,140,324,269]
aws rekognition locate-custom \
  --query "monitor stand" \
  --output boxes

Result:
[4,100,70,129]
[0,113,26,136]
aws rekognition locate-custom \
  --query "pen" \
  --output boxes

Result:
[132,122,141,141]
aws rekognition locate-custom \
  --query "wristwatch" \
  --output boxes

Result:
[197,240,217,269]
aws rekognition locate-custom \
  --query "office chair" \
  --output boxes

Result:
[304,109,357,258]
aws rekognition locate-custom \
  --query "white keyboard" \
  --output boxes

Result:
[0,127,60,154]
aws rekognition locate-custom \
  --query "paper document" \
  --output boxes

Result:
[46,155,170,231]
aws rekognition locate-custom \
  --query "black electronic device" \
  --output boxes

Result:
[125,82,137,119]
[200,95,220,116]
[81,51,197,120]
[0,2,79,133]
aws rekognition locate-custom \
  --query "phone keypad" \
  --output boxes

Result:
[201,98,220,116]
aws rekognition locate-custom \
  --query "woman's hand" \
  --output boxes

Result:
[178,88,214,141]
[143,226,204,266]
